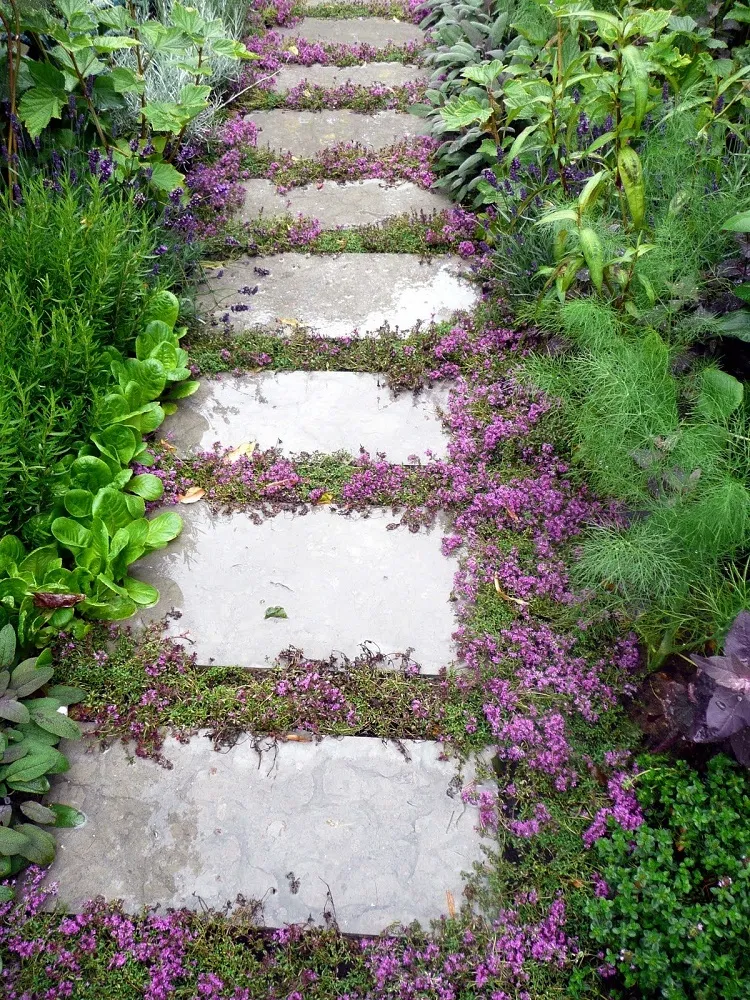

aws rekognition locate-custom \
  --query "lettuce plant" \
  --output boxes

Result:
[0,290,197,650]
[0,623,84,896]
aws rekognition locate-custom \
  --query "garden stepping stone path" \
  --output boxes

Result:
[48,8,484,933]
[276,17,424,46]
[134,506,458,672]
[50,736,483,933]
[249,109,430,155]
[272,62,426,91]
[160,372,452,460]
[239,178,451,227]
[199,253,478,337]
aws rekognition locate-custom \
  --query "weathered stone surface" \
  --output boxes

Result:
[239,178,451,227]
[133,506,457,673]
[247,109,429,156]
[272,62,425,92]
[278,16,424,47]
[49,735,483,932]
[161,372,451,460]
[198,253,479,338]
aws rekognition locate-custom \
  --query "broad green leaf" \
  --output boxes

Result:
[0,624,15,670]
[142,101,187,132]
[723,210,750,233]
[0,826,29,856]
[167,379,200,400]
[91,425,139,466]
[50,804,86,828]
[19,801,56,824]
[92,35,140,52]
[127,474,164,501]
[51,518,92,551]
[123,577,159,607]
[145,512,183,549]
[13,824,56,865]
[63,489,94,519]
[144,291,179,329]
[439,96,492,130]
[148,161,186,193]
[461,60,504,87]
[91,488,131,534]
[30,709,81,741]
[69,456,113,492]
[46,685,86,706]
[697,368,744,422]
[18,85,65,137]
[265,606,288,619]
[12,662,54,699]
[0,699,29,724]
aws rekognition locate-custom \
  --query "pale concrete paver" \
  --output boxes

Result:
[239,178,451,227]
[160,372,452,460]
[247,109,430,156]
[277,16,424,46]
[49,735,483,933]
[198,253,479,338]
[133,506,458,673]
[272,62,425,91]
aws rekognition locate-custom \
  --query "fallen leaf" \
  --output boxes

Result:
[285,733,312,742]
[316,491,334,504]
[33,592,85,610]
[287,44,299,55]
[505,506,519,522]
[225,441,257,463]
[264,606,288,619]
[158,439,177,452]
[303,89,311,98]
[493,576,528,607]
[446,891,456,918]
[263,479,297,492]
[277,316,303,327]
[178,487,206,504]
[201,261,226,269]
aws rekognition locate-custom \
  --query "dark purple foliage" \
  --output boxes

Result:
[691,611,750,764]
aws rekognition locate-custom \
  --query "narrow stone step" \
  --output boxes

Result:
[161,372,451,460]
[198,253,478,338]
[239,178,451,228]
[134,507,457,673]
[277,17,424,47]
[49,735,482,932]
[247,109,429,156]
[272,62,426,91]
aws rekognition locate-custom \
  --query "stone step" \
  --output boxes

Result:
[134,506,457,673]
[277,16,424,47]
[198,253,478,338]
[49,735,483,932]
[239,178,451,228]
[247,109,429,156]
[161,372,451,460]
[272,62,426,92]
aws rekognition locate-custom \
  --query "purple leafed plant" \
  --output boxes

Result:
[690,611,750,764]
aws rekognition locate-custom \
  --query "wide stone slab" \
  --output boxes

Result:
[273,62,425,91]
[161,372,451,460]
[239,178,451,227]
[198,253,478,338]
[49,735,482,932]
[133,507,457,673]
[278,17,424,47]
[247,109,429,156]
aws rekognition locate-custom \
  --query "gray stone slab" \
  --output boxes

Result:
[133,507,457,673]
[198,253,479,338]
[247,109,430,157]
[273,62,425,92]
[161,372,451,460]
[48,735,483,932]
[239,178,451,228]
[278,17,424,47]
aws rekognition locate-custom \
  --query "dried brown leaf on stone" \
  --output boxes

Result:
[284,733,312,742]
[493,576,528,607]
[178,487,206,504]
[225,442,257,464]
[446,890,456,918]
[158,439,177,452]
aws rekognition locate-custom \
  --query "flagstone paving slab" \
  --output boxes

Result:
[161,372,451,460]
[49,735,483,932]
[133,506,457,673]
[239,178,452,227]
[272,62,426,91]
[247,109,430,156]
[198,253,479,338]
[277,16,424,46]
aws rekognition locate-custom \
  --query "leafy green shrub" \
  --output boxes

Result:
[0,622,84,894]
[0,174,169,537]
[586,755,750,999]
[0,286,194,649]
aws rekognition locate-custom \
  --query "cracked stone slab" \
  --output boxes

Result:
[133,506,458,673]
[161,372,451,460]
[247,110,430,157]
[239,179,452,228]
[272,62,426,92]
[277,17,424,47]
[197,253,479,338]
[48,735,483,932]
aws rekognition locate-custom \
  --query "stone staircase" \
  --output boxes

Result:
[48,6,485,935]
